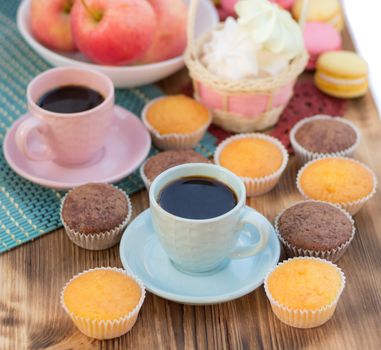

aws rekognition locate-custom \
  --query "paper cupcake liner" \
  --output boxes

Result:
[61,267,146,340]
[274,200,355,262]
[139,161,152,191]
[214,133,289,197]
[141,97,212,150]
[60,186,132,250]
[264,257,346,328]
[296,156,378,215]
[290,115,361,164]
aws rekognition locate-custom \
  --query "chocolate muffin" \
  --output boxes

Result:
[61,183,131,250]
[275,201,354,261]
[141,150,210,188]
[293,116,358,154]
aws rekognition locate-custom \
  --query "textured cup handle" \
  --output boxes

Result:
[230,206,269,259]
[15,117,55,161]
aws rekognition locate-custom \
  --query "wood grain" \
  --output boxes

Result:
[1,27,381,350]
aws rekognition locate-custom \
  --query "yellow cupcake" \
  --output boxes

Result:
[297,157,376,214]
[315,51,368,99]
[264,257,345,328]
[219,138,283,178]
[143,95,211,150]
[61,268,145,340]
[215,134,288,196]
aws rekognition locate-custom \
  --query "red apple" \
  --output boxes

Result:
[71,0,157,66]
[140,0,187,64]
[31,0,76,52]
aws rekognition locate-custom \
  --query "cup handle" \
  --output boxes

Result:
[230,206,269,259]
[15,117,55,161]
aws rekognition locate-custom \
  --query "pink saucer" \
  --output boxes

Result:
[4,105,151,190]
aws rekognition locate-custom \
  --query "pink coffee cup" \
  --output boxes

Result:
[15,67,114,165]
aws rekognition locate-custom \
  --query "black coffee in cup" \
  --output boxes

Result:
[38,85,104,113]
[158,176,237,220]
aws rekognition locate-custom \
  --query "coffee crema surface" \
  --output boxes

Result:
[38,85,104,113]
[158,176,237,220]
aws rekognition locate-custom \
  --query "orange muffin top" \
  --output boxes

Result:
[63,269,142,320]
[299,158,374,203]
[146,95,210,135]
[218,137,284,178]
[267,258,343,310]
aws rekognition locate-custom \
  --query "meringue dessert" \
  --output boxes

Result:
[201,0,304,80]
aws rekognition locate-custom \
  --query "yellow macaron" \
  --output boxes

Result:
[314,51,369,99]
[293,0,344,31]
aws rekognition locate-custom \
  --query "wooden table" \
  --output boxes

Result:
[1,31,381,350]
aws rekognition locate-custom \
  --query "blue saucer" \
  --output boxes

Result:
[119,209,280,305]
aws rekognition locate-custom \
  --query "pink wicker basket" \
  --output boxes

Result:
[184,0,309,133]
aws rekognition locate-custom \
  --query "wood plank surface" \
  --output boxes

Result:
[1,26,381,350]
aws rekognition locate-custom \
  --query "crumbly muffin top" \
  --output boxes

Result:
[278,201,352,251]
[219,137,284,178]
[295,119,357,153]
[62,183,129,234]
[63,269,141,320]
[146,95,210,135]
[299,158,374,203]
[144,150,210,182]
[267,258,343,310]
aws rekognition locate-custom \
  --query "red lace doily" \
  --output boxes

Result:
[270,79,347,152]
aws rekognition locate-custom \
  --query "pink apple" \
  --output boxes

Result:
[71,0,157,65]
[31,0,76,52]
[140,0,187,64]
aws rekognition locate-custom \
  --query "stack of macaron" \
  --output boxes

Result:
[293,0,369,98]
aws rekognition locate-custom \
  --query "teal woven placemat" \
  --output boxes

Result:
[0,1,217,254]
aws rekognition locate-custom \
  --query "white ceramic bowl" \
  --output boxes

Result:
[17,0,218,88]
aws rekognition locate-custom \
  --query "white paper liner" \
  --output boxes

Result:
[61,185,132,250]
[214,133,289,197]
[296,156,378,215]
[264,257,346,328]
[61,267,146,340]
[290,115,361,164]
[141,96,212,150]
[139,161,152,191]
[274,200,355,262]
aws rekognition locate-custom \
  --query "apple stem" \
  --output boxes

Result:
[80,0,103,22]
[63,0,74,14]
